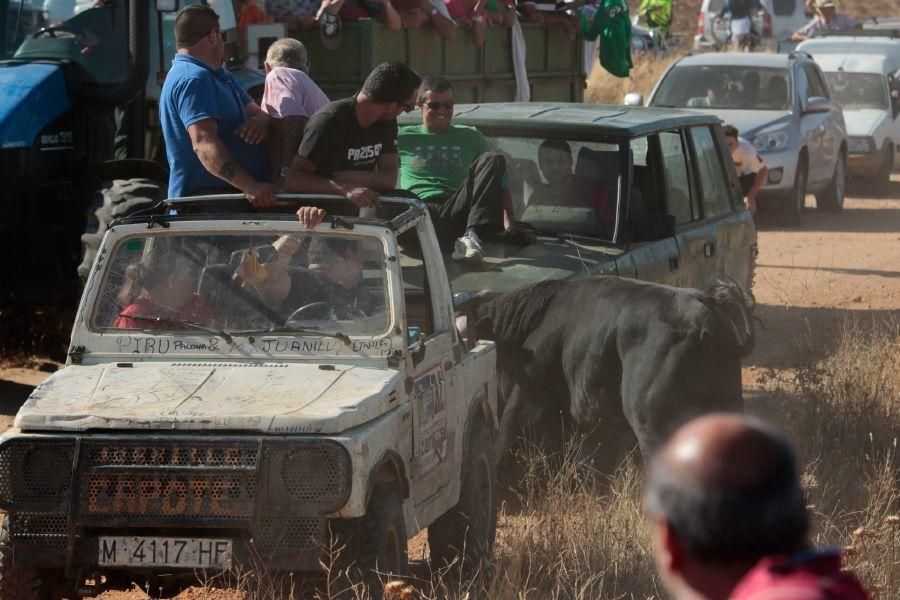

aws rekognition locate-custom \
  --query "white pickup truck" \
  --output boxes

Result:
[0,195,498,597]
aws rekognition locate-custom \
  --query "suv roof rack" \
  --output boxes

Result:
[115,194,428,234]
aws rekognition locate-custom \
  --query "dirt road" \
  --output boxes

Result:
[0,176,897,598]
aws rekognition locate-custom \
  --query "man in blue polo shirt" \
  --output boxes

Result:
[160,4,275,205]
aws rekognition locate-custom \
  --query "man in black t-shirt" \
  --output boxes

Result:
[282,61,421,218]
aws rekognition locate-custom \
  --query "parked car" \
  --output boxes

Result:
[0,195,499,596]
[694,0,810,51]
[400,103,758,297]
[634,52,848,225]
[798,37,900,189]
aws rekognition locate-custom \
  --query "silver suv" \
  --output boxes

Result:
[634,52,848,226]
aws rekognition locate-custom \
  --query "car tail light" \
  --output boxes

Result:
[762,12,772,37]
[697,12,705,36]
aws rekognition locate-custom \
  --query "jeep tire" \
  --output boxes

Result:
[0,516,53,600]
[816,152,845,213]
[876,144,893,196]
[330,484,408,592]
[78,178,162,282]
[428,421,497,571]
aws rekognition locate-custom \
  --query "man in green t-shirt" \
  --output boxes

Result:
[399,76,533,263]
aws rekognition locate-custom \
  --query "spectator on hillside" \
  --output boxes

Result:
[160,4,274,205]
[265,0,322,29]
[260,38,330,181]
[282,61,421,217]
[714,0,764,51]
[723,124,765,216]
[398,76,534,263]
[645,413,870,600]
[791,0,857,41]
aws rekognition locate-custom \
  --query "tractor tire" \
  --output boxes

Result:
[329,485,408,594]
[428,421,497,572]
[78,178,162,282]
[0,516,49,600]
[779,159,807,227]
[815,152,846,213]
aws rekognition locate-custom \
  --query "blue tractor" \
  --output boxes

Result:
[0,0,265,303]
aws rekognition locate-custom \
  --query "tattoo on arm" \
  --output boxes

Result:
[220,161,238,180]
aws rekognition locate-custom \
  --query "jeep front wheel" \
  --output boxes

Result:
[428,421,497,571]
[0,517,49,600]
[329,484,408,591]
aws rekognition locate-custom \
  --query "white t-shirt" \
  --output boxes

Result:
[261,67,330,120]
[732,137,766,175]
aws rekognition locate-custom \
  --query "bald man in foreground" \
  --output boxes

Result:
[645,414,869,600]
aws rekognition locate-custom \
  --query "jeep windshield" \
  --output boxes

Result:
[7,1,128,84]
[91,230,391,338]
[824,71,888,110]
[651,66,793,111]
[486,136,622,241]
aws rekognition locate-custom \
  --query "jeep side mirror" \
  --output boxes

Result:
[631,214,676,242]
[804,96,832,114]
[624,93,644,107]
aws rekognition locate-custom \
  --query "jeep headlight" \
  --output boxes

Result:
[752,130,789,152]
[847,137,875,154]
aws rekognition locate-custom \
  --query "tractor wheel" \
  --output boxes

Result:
[0,517,50,600]
[78,178,162,282]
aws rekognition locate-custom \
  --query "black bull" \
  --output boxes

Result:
[466,276,755,459]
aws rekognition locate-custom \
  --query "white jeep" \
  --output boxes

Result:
[0,195,498,597]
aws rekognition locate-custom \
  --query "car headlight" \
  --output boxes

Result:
[847,137,875,154]
[752,130,789,152]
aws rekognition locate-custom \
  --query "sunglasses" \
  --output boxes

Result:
[424,101,455,111]
[401,102,416,113]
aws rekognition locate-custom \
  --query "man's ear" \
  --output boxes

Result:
[658,518,685,573]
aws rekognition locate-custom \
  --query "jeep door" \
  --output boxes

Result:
[616,134,681,285]
[403,221,459,507]
[688,124,754,289]
[660,129,714,289]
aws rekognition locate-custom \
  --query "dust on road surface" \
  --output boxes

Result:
[0,176,898,598]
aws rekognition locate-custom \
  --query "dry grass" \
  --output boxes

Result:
[584,51,681,105]
[181,318,897,599]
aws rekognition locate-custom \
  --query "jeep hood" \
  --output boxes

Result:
[843,109,888,138]
[16,363,402,434]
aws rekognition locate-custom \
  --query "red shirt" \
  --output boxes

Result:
[114,294,213,330]
[731,550,869,600]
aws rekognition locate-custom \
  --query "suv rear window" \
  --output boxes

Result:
[772,0,796,17]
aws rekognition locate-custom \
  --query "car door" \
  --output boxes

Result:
[404,221,458,507]
[795,62,830,187]
[805,62,842,177]
[660,129,711,290]
[616,134,681,286]
[689,124,751,289]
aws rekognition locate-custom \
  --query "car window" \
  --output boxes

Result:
[825,71,889,110]
[771,0,796,16]
[651,65,792,111]
[690,126,733,218]
[659,131,697,224]
[487,135,622,240]
[803,64,830,99]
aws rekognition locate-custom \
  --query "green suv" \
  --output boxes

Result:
[402,103,758,296]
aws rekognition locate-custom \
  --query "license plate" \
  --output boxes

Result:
[98,536,232,569]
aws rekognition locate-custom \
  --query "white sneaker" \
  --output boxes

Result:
[452,231,484,263]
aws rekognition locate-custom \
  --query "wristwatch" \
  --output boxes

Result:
[279,165,290,178]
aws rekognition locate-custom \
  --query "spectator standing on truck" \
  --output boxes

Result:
[398,76,535,263]
[518,0,580,41]
[791,0,857,41]
[723,125,766,216]
[265,0,322,29]
[160,4,275,206]
[645,414,869,600]
[282,61,421,212]
[261,38,330,180]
